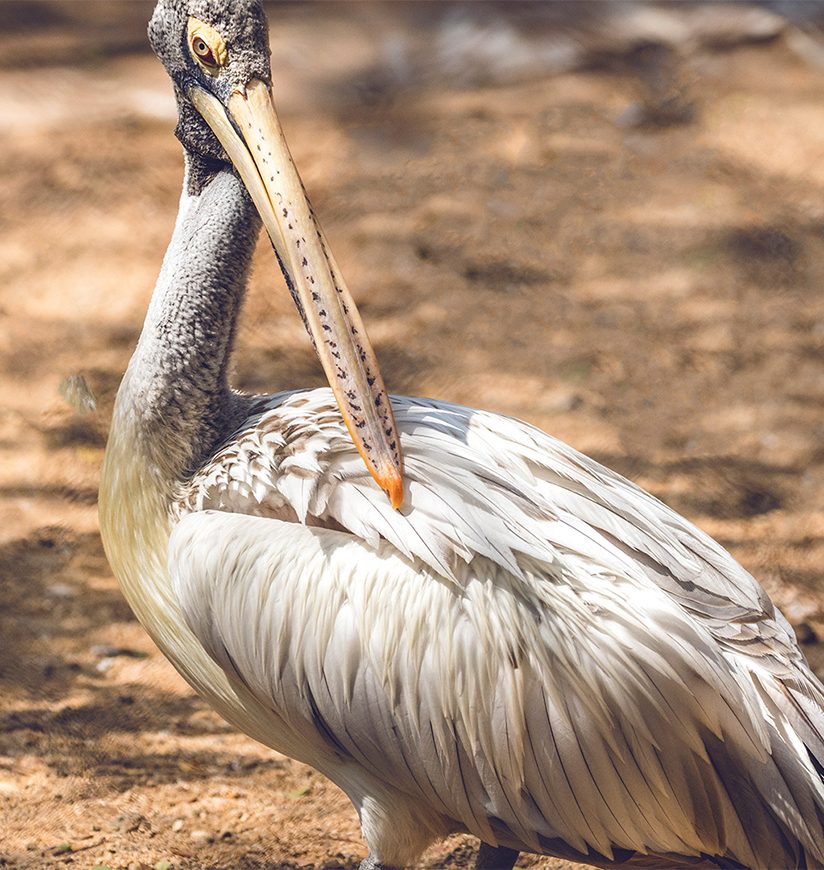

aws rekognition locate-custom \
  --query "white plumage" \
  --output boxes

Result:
[162,389,823,867]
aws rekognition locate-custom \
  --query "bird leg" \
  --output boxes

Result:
[359,856,399,870]
[476,842,520,869]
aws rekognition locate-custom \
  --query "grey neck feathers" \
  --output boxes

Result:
[119,160,261,479]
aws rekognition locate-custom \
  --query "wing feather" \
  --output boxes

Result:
[171,389,824,867]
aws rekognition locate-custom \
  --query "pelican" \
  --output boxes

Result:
[99,1,824,868]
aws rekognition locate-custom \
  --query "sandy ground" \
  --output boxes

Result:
[3,2,824,868]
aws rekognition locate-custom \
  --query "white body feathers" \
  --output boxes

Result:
[101,388,824,868]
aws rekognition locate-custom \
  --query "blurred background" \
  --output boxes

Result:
[3,2,824,867]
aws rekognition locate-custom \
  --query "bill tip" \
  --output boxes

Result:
[381,468,405,510]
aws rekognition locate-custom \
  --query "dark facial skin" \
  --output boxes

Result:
[148,0,272,184]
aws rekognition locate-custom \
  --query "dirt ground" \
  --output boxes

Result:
[3,2,824,868]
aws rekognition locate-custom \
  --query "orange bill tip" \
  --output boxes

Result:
[381,466,405,510]
[341,415,405,510]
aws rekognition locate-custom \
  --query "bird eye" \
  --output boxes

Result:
[186,18,227,73]
[192,35,216,66]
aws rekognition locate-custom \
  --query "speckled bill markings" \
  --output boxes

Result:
[189,79,404,508]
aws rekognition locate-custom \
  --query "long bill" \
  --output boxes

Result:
[190,78,404,509]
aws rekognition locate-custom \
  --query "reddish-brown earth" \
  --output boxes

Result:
[2,3,824,868]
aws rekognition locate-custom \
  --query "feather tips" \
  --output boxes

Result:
[170,389,824,867]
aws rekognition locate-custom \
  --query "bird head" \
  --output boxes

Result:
[149,0,270,168]
[147,0,405,509]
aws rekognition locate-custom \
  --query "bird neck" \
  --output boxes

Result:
[115,159,261,480]
[99,160,262,706]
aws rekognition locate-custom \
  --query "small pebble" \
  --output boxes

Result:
[46,584,77,599]
[190,829,212,844]
[171,818,184,832]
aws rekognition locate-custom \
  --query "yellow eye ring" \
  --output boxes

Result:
[187,17,228,74]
